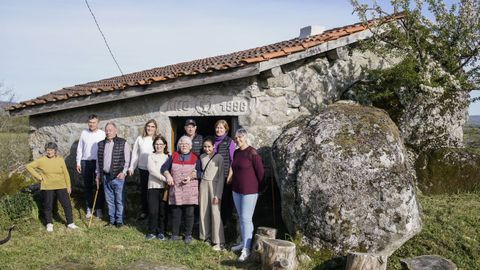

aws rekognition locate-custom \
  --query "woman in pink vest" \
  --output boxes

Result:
[162,135,202,244]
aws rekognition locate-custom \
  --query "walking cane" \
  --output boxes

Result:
[88,187,99,228]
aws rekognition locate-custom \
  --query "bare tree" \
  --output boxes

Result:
[0,82,14,101]
[0,82,15,130]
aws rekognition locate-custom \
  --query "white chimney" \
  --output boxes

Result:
[299,25,325,38]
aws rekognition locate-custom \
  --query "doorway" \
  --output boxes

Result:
[169,116,239,152]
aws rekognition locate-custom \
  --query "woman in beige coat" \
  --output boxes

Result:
[199,136,225,251]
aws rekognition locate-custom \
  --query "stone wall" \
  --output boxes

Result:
[28,46,385,187]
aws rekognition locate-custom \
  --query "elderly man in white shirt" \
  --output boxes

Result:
[76,114,106,219]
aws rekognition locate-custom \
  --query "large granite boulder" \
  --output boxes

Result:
[415,148,480,194]
[272,101,422,255]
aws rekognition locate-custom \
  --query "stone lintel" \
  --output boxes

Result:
[160,95,252,117]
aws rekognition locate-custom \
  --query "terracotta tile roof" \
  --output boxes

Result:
[7,14,403,112]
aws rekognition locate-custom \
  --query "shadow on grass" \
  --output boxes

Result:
[220,259,261,269]
[311,256,347,270]
[42,260,94,270]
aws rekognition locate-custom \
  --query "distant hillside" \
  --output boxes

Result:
[468,115,480,126]
[0,101,15,109]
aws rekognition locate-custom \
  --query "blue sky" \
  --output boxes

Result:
[1,0,478,114]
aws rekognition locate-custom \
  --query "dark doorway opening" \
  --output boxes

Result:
[170,116,238,151]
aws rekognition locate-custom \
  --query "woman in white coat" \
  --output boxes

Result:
[128,119,159,219]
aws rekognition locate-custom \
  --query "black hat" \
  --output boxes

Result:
[185,119,196,126]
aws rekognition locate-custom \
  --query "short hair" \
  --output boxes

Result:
[44,142,58,151]
[177,135,192,151]
[87,114,98,120]
[235,128,248,137]
[203,136,215,146]
[152,135,169,154]
[105,122,117,130]
[142,119,158,137]
[215,119,229,133]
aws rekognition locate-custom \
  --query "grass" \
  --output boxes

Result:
[0,214,259,270]
[388,192,480,269]
[1,192,478,270]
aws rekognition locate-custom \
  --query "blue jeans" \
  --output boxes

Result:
[232,191,258,250]
[103,174,125,224]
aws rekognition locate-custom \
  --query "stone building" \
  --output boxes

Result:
[7,19,392,185]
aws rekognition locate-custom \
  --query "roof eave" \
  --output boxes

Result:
[9,28,375,117]
[8,65,260,117]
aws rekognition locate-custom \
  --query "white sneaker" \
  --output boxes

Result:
[67,223,79,229]
[95,209,103,219]
[231,243,243,252]
[238,248,250,262]
[86,208,92,218]
[212,244,223,251]
[46,223,53,232]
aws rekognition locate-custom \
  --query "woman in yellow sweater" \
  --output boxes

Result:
[26,142,79,232]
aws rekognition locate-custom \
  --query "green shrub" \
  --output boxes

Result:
[0,115,29,133]
[0,192,38,228]
[0,172,35,198]
[0,132,31,172]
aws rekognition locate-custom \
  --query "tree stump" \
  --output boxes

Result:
[252,227,278,262]
[252,234,274,262]
[261,239,297,270]
[345,252,388,270]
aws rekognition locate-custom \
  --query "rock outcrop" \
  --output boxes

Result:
[272,101,422,255]
[398,84,469,151]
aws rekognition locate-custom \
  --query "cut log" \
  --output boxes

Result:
[252,233,275,262]
[252,227,278,262]
[261,239,297,270]
[257,226,277,239]
[345,252,388,270]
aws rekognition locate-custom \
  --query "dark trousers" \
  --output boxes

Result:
[171,205,194,237]
[147,188,167,234]
[42,189,73,224]
[82,160,104,210]
[139,169,149,215]
[221,182,234,225]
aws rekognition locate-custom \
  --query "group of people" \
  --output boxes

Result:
[26,114,264,262]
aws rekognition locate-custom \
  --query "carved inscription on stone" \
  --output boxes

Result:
[163,96,250,116]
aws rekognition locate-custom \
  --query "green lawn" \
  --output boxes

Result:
[0,215,253,270]
[0,192,478,270]
[388,192,480,270]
